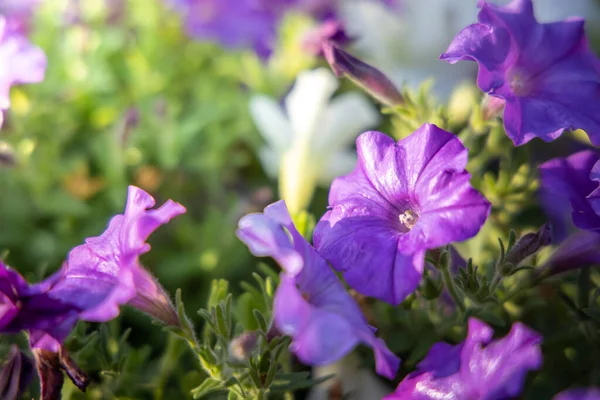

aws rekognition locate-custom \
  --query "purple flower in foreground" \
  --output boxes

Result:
[314,125,490,304]
[440,0,600,146]
[385,318,542,400]
[554,388,600,400]
[0,16,46,113]
[0,186,185,352]
[539,150,600,233]
[236,200,400,379]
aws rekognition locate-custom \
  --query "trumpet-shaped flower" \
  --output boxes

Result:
[0,186,185,352]
[440,0,600,146]
[249,68,379,214]
[385,318,542,400]
[0,15,46,115]
[314,125,490,304]
[539,150,600,233]
[236,200,400,379]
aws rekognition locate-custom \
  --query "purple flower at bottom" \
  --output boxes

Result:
[554,388,600,400]
[236,200,400,379]
[385,318,542,400]
[314,125,490,305]
[0,186,186,352]
[539,150,600,234]
[0,15,46,113]
[440,0,600,146]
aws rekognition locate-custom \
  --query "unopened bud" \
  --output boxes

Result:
[322,41,404,107]
[504,223,552,267]
[229,331,259,361]
[0,345,33,400]
[303,20,350,56]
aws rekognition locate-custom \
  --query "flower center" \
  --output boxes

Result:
[399,209,418,231]
[507,68,534,97]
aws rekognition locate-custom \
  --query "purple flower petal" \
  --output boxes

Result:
[440,0,600,146]
[554,388,600,400]
[539,150,600,233]
[0,16,46,111]
[386,318,542,400]
[0,186,185,351]
[314,125,489,304]
[237,200,400,378]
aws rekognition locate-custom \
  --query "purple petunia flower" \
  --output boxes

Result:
[0,186,185,352]
[539,150,600,234]
[170,0,395,59]
[236,200,400,379]
[385,318,542,400]
[313,125,490,305]
[0,15,46,115]
[177,0,294,59]
[440,0,600,146]
[0,0,41,35]
[554,388,600,400]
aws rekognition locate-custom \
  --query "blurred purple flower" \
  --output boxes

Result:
[554,388,600,400]
[539,150,600,234]
[440,0,600,146]
[0,186,185,352]
[313,125,490,305]
[236,200,400,379]
[536,231,600,278]
[0,16,46,114]
[172,0,295,59]
[385,318,542,400]
[170,0,395,58]
[0,0,41,34]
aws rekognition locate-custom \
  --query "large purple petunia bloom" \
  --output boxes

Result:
[440,0,600,146]
[0,186,186,352]
[539,150,600,234]
[313,124,490,305]
[385,318,542,400]
[236,200,400,379]
[0,15,46,115]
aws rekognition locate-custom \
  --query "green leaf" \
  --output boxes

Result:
[191,378,223,399]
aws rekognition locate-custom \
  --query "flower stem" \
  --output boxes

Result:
[441,262,466,312]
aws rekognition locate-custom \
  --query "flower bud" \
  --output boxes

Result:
[228,331,259,361]
[504,223,552,267]
[0,345,33,400]
[322,41,404,107]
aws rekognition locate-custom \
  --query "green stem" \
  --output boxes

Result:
[441,264,466,312]
[577,267,591,309]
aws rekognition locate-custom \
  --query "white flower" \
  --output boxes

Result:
[249,67,380,214]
